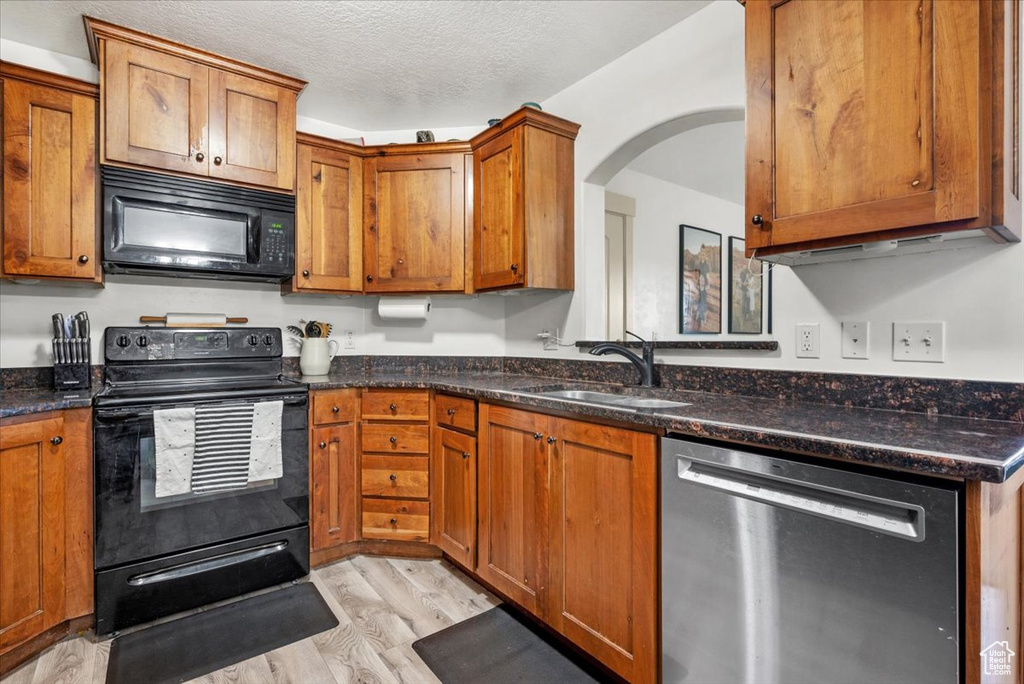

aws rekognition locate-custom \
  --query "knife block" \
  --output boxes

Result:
[52,336,91,391]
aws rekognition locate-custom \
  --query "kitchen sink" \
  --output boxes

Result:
[533,389,690,410]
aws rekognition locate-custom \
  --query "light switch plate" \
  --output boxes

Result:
[795,323,820,358]
[893,322,945,362]
[841,321,869,359]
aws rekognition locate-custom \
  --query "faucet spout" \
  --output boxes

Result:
[588,339,657,387]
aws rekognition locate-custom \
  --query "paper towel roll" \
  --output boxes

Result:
[377,296,432,320]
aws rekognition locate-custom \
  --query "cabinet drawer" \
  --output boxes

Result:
[361,390,429,421]
[361,455,429,499]
[313,390,358,425]
[361,423,429,454]
[434,394,476,433]
[361,499,429,542]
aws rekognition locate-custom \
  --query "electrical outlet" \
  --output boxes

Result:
[795,323,820,358]
[841,321,869,359]
[893,322,945,362]
[343,330,356,350]
[540,328,559,351]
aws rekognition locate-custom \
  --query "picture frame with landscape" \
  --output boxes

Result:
[728,236,763,334]
[679,225,721,334]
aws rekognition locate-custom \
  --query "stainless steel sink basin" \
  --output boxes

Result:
[533,389,690,410]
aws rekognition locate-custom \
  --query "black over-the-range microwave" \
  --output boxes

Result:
[101,166,295,282]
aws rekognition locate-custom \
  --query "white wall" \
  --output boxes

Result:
[603,169,1024,382]
[0,277,506,366]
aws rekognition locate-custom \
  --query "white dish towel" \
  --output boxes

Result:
[153,406,196,497]
[249,400,284,482]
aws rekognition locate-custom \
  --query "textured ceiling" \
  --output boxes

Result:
[0,0,710,130]
[626,120,745,205]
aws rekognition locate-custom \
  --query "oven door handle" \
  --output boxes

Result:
[94,394,308,418]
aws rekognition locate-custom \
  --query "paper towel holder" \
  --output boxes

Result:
[377,296,432,321]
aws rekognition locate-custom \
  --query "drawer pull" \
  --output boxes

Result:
[195,152,205,162]
[390,436,397,444]
[50,436,63,446]
[213,156,223,166]
[533,432,542,440]
[319,441,326,449]
[547,436,556,444]
[389,403,398,411]
[390,518,398,525]
[78,255,89,264]
[447,408,457,416]
[302,269,310,278]
[389,473,397,481]
[332,405,340,413]
[462,451,471,459]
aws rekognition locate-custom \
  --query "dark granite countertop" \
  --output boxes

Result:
[3,369,1020,483]
[295,370,1024,483]
[0,385,98,418]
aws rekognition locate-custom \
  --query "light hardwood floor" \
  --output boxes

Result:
[1,556,500,684]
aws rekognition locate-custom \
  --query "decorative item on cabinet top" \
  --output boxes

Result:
[84,17,306,194]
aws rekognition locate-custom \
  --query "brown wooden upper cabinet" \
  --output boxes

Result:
[1,63,100,283]
[471,108,580,291]
[363,145,470,293]
[85,18,305,193]
[745,0,1021,257]
[288,134,364,293]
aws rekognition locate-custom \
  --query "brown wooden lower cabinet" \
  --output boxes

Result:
[0,408,92,670]
[310,423,358,551]
[476,404,550,617]
[548,418,657,684]
[433,425,477,569]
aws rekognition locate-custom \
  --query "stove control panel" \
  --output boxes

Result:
[104,327,283,362]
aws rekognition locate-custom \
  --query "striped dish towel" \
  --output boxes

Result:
[191,403,257,494]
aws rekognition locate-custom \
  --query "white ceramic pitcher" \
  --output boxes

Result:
[299,337,338,376]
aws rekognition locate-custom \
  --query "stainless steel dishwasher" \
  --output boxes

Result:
[662,437,960,684]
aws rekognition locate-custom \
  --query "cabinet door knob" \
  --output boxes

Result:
[332,405,340,413]
[213,156,223,166]
[389,403,397,411]
[302,270,310,278]
[533,432,543,440]
[195,152,205,162]
[461,451,471,459]
[390,436,397,444]
[366,275,374,282]
[751,214,764,226]
[319,441,326,449]
[447,408,456,416]
[78,255,89,264]
[547,436,556,444]
[510,263,519,272]
[390,518,398,525]
[50,436,63,446]
[389,473,397,481]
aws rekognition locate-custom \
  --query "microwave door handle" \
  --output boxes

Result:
[248,211,262,263]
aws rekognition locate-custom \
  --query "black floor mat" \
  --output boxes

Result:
[105,582,338,684]
[412,604,613,684]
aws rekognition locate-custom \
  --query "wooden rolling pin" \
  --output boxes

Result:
[140,313,249,327]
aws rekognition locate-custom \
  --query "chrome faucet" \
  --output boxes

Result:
[588,331,657,387]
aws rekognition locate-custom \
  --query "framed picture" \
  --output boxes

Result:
[728,236,763,334]
[679,225,721,334]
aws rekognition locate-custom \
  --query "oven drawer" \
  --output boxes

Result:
[361,423,429,454]
[313,390,357,425]
[361,455,429,499]
[434,394,476,433]
[361,390,429,421]
[95,525,309,635]
[361,499,429,542]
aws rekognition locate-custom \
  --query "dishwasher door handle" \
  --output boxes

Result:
[677,457,926,541]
